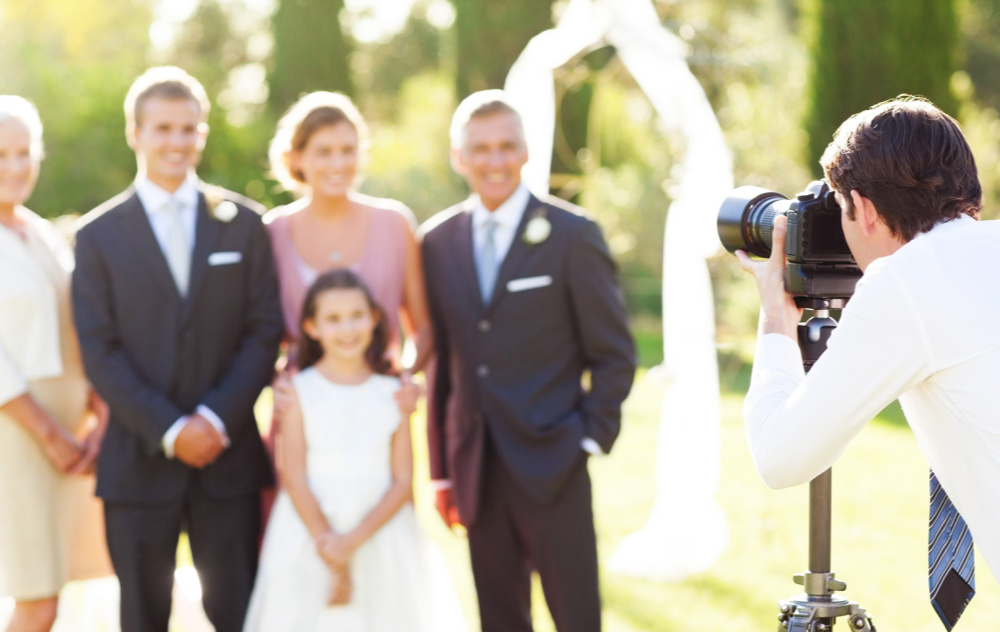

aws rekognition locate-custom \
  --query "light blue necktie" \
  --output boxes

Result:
[929,470,974,630]
[162,197,190,297]
[476,217,498,303]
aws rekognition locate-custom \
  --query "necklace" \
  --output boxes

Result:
[329,250,343,263]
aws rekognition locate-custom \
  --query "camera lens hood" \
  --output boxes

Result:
[717,186,788,257]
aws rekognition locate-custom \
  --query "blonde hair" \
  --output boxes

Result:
[124,66,210,128]
[268,92,368,193]
[0,95,44,159]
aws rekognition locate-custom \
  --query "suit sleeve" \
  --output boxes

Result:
[198,214,283,441]
[566,218,637,454]
[421,235,451,481]
[72,226,185,455]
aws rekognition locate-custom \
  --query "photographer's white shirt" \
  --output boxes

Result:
[744,215,1000,581]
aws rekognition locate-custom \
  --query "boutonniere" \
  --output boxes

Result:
[206,192,238,223]
[522,210,551,245]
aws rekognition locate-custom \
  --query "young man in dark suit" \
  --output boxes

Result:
[420,90,636,632]
[71,67,282,632]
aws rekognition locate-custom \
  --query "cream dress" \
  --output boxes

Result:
[244,370,466,632]
[0,208,111,600]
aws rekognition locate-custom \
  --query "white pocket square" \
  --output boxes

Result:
[507,275,553,293]
[208,251,243,266]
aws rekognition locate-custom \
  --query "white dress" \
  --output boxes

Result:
[244,370,466,632]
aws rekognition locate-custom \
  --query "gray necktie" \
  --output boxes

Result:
[162,197,190,296]
[476,216,498,303]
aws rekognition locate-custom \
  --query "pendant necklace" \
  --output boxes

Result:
[329,250,343,263]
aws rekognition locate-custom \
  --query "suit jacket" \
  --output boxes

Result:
[420,193,636,525]
[72,184,283,504]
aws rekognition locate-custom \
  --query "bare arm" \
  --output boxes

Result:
[1,393,82,472]
[398,218,434,374]
[318,415,414,566]
[275,387,332,539]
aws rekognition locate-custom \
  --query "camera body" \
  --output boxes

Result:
[717,180,862,306]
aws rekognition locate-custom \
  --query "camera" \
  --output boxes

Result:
[717,180,862,307]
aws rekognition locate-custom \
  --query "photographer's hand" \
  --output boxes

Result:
[735,215,803,338]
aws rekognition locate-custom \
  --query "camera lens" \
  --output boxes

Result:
[717,186,790,258]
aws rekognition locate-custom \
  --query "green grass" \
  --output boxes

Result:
[414,368,1000,631]
[172,359,997,631]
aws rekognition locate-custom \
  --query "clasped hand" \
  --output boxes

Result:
[316,531,357,605]
[174,414,228,468]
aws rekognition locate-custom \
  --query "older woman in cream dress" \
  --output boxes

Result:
[0,96,111,632]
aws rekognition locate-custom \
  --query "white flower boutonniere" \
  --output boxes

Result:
[523,213,551,245]
[212,200,239,223]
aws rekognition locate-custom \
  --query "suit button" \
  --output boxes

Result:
[477,365,489,378]
[183,330,194,342]
[478,319,491,332]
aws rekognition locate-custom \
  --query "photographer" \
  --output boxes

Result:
[736,95,1000,588]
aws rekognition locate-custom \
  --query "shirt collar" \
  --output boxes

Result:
[471,183,531,229]
[136,173,199,215]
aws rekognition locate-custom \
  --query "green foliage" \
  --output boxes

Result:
[268,0,355,116]
[802,0,960,174]
[354,5,446,123]
[359,70,467,221]
[962,0,1000,111]
[0,0,153,217]
[450,0,553,96]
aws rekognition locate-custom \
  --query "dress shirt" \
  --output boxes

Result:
[744,215,1000,582]
[135,174,230,457]
[135,174,198,258]
[471,183,531,270]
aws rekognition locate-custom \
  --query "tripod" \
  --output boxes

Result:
[775,301,877,632]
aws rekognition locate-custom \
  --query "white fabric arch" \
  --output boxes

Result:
[505,0,732,581]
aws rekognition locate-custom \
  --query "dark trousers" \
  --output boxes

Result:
[104,481,261,632]
[467,437,601,632]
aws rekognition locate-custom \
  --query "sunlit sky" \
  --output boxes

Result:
[153,0,423,48]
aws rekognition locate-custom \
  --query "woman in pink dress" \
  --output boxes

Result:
[264,92,432,374]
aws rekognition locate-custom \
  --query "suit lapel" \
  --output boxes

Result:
[120,192,181,301]
[184,190,222,319]
[485,194,544,314]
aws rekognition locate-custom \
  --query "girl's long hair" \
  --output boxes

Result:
[296,269,393,375]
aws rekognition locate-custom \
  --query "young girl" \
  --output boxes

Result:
[243,269,466,631]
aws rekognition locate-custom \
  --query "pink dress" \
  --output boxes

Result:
[265,197,416,360]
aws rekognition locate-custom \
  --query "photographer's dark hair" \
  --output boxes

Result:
[820,95,981,242]
[296,269,394,375]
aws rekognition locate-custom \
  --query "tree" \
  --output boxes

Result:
[0,0,153,217]
[450,0,553,97]
[268,0,355,116]
[802,0,959,173]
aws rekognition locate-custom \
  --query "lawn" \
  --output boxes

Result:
[414,361,1000,631]
[15,348,997,631]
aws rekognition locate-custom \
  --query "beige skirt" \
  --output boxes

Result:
[0,372,112,601]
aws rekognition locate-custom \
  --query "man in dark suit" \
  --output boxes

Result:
[71,67,282,632]
[420,90,636,632]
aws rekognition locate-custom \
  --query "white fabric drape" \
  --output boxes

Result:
[505,0,732,581]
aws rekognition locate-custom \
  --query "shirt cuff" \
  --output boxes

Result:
[162,417,189,459]
[196,405,230,446]
[581,437,605,457]
[429,479,453,491]
[753,333,806,380]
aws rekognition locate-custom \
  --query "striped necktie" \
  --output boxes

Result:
[929,470,974,630]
